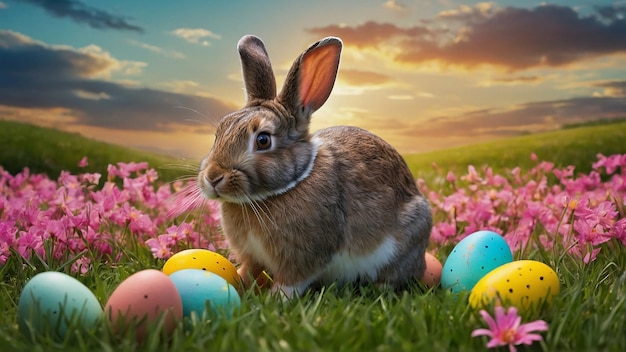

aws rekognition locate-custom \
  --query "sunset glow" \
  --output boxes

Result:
[1,0,625,160]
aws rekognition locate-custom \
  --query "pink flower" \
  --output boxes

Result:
[461,165,482,183]
[72,256,91,274]
[575,200,618,230]
[78,157,89,168]
[446,171,456,183]
[79,172,101,185]
[431,222,457,244]
[592,153,624,175]
[145,235,173,259]
[472,306,548,352]
[573,219,611,246]
[614,218,626,246]
[530,153,538,161]
[16,228,45,260]
[125,204,155,234]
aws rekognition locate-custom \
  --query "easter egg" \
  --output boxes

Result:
[469,260,560,312]
[169,269,241,320]
[104,269,183,340]
[17,271,102,340]
[441,230,513,293]
[419,252,442,287]
[162,249,242,292]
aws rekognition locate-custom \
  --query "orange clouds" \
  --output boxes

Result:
[338,69,395,86]
[309,4,626,72]
[307,21,429,49]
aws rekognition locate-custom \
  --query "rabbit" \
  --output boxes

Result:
[197,35,432,298]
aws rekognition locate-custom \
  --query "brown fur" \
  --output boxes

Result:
[198,35,432,296]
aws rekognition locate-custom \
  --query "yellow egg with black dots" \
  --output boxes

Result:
[163,249,242,293]
[469,260,560,313]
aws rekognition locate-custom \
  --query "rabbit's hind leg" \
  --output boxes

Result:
[378,195,432,289]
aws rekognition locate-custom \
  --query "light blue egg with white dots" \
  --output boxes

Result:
[169,269,240,320]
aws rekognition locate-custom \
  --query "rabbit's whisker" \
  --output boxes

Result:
[256,199,278,230]
[239,195,252,231]
[247,197,271,235]
[253,199,282,256]
[174,106,220,128]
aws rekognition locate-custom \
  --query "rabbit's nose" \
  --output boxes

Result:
[208,174,224,188]
[204,164,226,189]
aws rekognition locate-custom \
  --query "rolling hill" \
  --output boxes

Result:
[1,119,625,184]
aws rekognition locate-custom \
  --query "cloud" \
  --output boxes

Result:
[388,95,415,100]
[415,95,626,139]
[307,21,429,49]
[593,80,626,97]
[491,75,542,84]
[435,1,499,22]
[308,4,626,72]
[0,31,119,77]
[595,2,626,21]
[317,106,409,131]
[478,75,543,87]
[160,80,200,93]
[333,69,403,96]
[0,30,235,133]
[382,0,410,12]
[338,69,395,86]
[171,28,221,46]
[128,39,186,59]
[0,2,7,9]
[18,0,143,33]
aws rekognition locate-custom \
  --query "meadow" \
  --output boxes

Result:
[0,120,187,183]
[1,120,625,351]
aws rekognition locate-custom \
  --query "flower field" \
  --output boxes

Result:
[1,125,625,351]
[0,161,223,271]
[425,153,626,264]
[2,153,624,273]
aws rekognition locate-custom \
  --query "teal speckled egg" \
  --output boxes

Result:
[17,271,103,340]
[169,269,241,320]
[441,230,513,293]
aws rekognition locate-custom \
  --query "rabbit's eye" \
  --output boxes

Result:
[255,132,272,151]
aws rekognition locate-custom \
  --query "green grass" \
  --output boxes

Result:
[0,119,195,183]
[1,243,624,351]
[405,121,626,181]
[1,120,626,351]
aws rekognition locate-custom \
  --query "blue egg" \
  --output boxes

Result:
[441,230,513,293]
[169,269,240,320]
[17,271,103,340]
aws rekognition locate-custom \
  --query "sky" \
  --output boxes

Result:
[1,0,625,161]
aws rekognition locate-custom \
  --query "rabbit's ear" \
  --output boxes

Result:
[279,37,342,122]
[238,35,277,102]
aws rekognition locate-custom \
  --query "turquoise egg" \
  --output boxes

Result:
[441,230,513,293]
[169,269,241,320]
[17,271,103,340]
